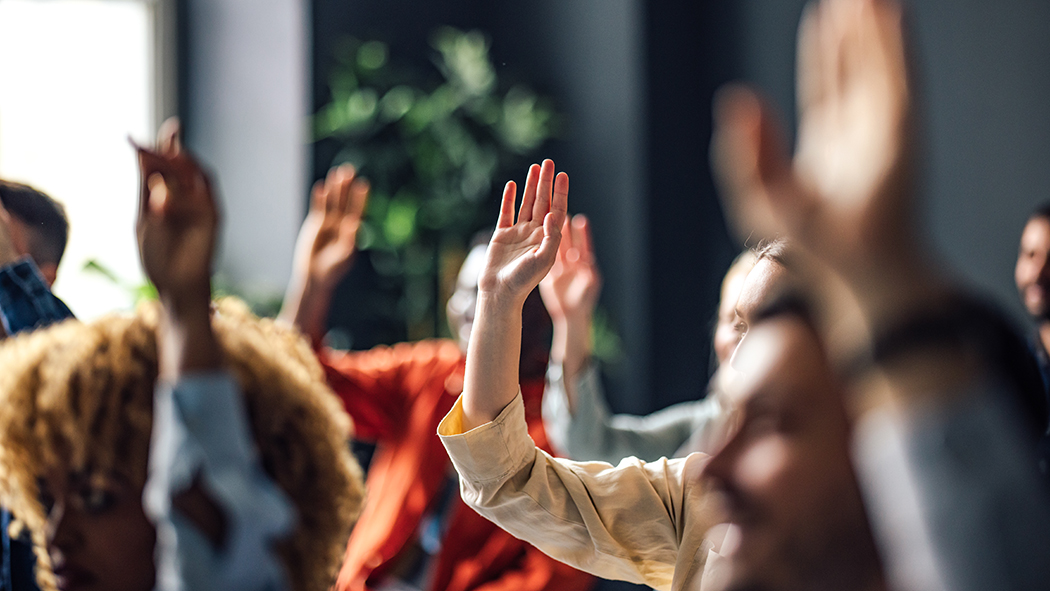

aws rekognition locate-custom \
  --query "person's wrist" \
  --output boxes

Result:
[158,282,212,320]
[476,289,527,317]
[305,267,342,294]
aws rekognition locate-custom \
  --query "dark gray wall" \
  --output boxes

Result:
[182,0,308,296]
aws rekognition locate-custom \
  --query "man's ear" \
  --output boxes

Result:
[38,262,58,288]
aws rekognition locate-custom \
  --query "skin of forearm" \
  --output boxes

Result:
[462,293,526,431]
[158,292,221,382]
[550,315,592,415]
[278,273,335,345]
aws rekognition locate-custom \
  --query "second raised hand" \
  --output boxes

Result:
[462,159,568,430]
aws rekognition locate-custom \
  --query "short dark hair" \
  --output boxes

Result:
[0,181,69,266]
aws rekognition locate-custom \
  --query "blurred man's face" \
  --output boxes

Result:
[446,244,551,377]
[446,245,487,353]
[41,466,156,591]
[702,317,882,591]
[1016,216,1050,321]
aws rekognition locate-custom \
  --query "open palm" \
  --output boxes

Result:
[480,160,569,306]
[540,214,602,323]
[134,119,217,302]
[293,164,369,290]
[713,0,914,276]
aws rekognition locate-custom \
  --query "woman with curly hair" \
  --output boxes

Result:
[0,121,364,591]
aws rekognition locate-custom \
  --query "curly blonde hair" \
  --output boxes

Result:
[0,298,364,591]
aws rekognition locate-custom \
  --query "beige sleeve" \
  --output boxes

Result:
[439,392,720,591]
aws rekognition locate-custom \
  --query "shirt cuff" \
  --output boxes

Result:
[438,391,536,486]
[572,362,603,415]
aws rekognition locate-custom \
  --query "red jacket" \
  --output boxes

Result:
[323,339,596,591]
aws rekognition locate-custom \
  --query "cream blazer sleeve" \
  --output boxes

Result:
[439,392,722,591]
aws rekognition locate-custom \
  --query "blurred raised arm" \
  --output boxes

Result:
[134,118,222,379]
[539,214,602,412]
[278,164,369,344]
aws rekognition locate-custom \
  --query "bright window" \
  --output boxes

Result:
[0,0,166,319]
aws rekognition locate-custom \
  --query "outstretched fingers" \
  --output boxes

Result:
[333,166,353,214]
[796,1,823,117]
[711,84,802,241]
[134,144,176,218]
[551,171,569,220]
[533,169,569,265]
[348,177,369,220]
[533,204,564,266]
[497,181,517,228]
[532,160,557,223]
[555,216,573,266]
[570,214,592,264]
[517,164,541,223]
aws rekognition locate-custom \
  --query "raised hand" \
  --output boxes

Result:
[713,0,914,281]
[277,164,369,343]
[133,118,221,378]
[133,118,218,308]
[540,215,601,385]
[540,214,602,325]
[461,159,568,429]
[479,160,569,307]
[294,164,369,291]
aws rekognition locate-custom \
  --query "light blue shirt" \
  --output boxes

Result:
[144,372,294,591]
[542,363,726,463]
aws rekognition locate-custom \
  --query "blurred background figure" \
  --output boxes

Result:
[5,0,1050,471]
[0,181,68,288]
[278,163,595,591]
[540,230,758,463]
[1013,204,1050,474]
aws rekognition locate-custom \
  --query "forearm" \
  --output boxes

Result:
[462,293,524,430]
[842,284,1050,589]
[550,314,592,414]
[158,293,221,382]
[277,273,334,345]
[554,365,707,462]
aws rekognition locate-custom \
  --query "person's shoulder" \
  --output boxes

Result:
[383,338,463,363]
[360,339,464,379]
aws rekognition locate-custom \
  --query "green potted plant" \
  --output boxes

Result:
[315,27,561,339]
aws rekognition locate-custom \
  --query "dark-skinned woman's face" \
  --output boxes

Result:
[39,467,156,591]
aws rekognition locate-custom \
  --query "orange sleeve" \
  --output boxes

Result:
[319,339,463,441]
[470,547,596,591]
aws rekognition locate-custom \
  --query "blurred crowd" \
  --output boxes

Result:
[0,1,1046,591]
